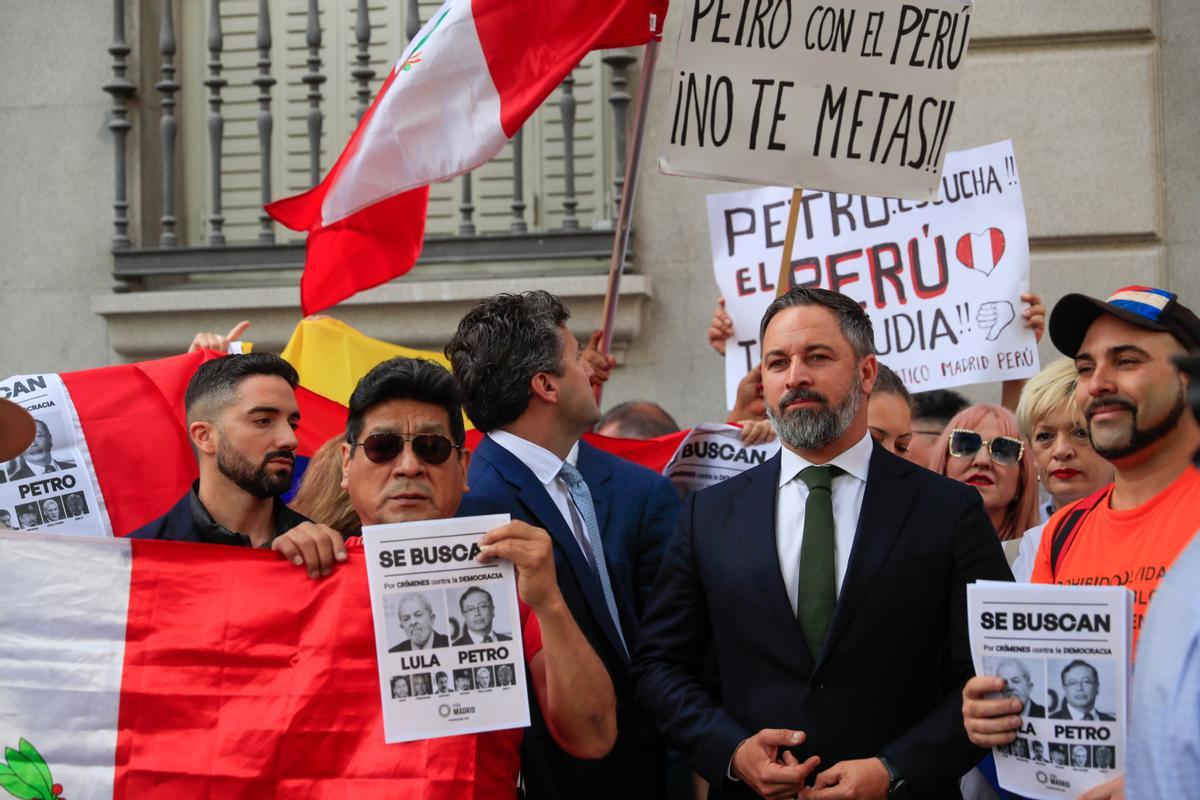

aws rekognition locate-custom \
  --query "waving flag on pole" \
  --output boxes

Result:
[266,0,667,316]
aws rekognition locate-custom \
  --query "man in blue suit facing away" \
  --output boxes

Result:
[447,291,679,799]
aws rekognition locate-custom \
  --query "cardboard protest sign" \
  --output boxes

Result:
[968,581,1132,799]
[0,374,110,536]
[708,140,1036,407]
[362,514,531,743]
[661,0,973,200]
[663,424,780,497]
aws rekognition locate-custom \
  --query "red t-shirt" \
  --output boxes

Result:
[467,601,542,797]
[1031,468,1200,648]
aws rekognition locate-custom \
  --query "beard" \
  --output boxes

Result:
[216,437,294,498]
[766,373,863,451]
[1086,385,1186,460]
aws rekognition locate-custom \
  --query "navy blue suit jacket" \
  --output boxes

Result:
[459,435,680,799]
[633,443,1013,799]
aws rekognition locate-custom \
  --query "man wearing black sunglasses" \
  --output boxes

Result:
[448,291,680,800]
[339,356,618,771]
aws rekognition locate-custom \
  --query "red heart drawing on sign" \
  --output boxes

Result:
[955,228,1006,276]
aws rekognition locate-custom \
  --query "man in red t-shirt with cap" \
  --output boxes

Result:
[962,285,1200,800]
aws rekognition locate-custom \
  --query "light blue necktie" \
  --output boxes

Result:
[558,462,628,657]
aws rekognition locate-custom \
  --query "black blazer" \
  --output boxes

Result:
[451,630,511,647]
[1049,706,1115,721]
[458,436,679,799]
[633,443,1013,799]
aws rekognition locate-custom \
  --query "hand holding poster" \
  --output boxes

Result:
[708,140,1037,407]
[661,0,974,200]
[363,514,530,744]
[968,581,1133,799]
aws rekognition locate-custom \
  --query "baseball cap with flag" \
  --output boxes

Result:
[1050,285,1200,357]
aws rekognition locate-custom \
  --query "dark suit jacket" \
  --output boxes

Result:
[1049,706,1115,721]
[458,435,680,799]
[451,630,512,647]
[7,459,76,480]
[1027,700,1046,718]
[633,443,1013,799]
[388,632,450,652]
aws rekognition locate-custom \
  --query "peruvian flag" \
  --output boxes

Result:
[266,0,667,316]
[0,352,222,539]
[0,532,525,798]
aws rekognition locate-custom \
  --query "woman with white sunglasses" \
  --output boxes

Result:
[929,404,1042,567]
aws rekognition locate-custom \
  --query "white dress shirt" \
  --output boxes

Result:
[487,431,592,566]
[775,431,873,615]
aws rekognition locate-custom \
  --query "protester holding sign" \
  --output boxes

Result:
[340,356,618,771]
[962,286,1200,800]
[128,353,347,580]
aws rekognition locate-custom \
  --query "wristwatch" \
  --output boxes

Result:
[877,754,913,800]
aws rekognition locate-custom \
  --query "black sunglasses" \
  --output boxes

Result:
[948,428,1024,466]
[352,432,460,466]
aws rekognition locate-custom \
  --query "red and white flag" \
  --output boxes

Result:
[266,0,667,316]
[0,352,222,538]
[0,532,524,798]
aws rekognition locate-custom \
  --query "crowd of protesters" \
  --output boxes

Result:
[1,282,1198,800]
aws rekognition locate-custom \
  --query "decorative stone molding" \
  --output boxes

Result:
[92,274,651,362]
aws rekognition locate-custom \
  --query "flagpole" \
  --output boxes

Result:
[775,186,804,298]
[594,37,661,406]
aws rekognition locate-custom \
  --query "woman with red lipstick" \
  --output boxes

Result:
[1008,359,1114,580]
[930,404,1041,566]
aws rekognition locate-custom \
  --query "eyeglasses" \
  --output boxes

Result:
[947,429,1024,466]
[461,602,493,614]
[351,432,460,465]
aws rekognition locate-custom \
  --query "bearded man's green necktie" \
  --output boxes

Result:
[797,464,842,655]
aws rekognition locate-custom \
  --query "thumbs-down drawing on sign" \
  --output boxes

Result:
[976,301,1016,342]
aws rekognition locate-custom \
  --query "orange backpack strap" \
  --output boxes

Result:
[1048,487,1109,581]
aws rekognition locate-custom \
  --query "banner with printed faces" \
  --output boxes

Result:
[968,581,1133,799]
[0,374,109,536]
[362,514,530,743]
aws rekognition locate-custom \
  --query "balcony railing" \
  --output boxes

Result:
[103,0,641,292]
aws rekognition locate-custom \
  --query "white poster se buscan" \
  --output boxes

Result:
[708,139,1036,408]
[967,581,1132,800]
[362,514,530,744]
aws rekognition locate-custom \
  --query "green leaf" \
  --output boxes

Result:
[0,765,15,780]
[0,753,43,798]
[15,743,50,795]
[0,772,42,800]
